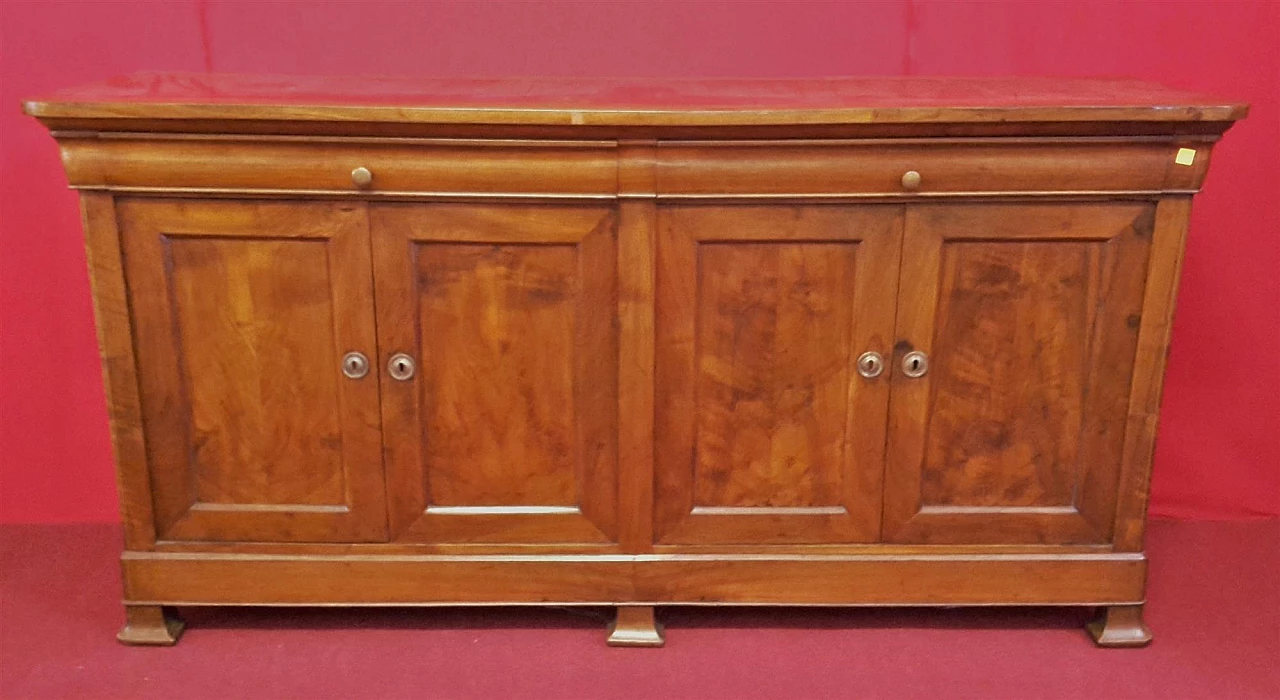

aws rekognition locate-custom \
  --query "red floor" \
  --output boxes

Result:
[1,520,1277,699]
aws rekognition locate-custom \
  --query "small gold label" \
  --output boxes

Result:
[1175,148,1196,166]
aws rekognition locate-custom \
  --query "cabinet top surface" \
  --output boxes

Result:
[24,72,1247,128]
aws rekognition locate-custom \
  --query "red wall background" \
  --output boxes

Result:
[1,1,1276,523]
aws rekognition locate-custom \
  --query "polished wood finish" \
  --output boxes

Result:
[371,204,619,545]
[655,140,1210,196]
[24,73,1247,132]
[27,75,1243,646]
[116,199,387,543]
[119,551,1145,605]
[79,193,156,550]
[607,606,665,647]
[1113,197,1196,552]
[1088,604,1153,648]
[615,142,659,555]
[117,605,184,646]
[654,206,900,544]
[56,137,619,196]
[883,203,1153,544]
[54,137,1212,197]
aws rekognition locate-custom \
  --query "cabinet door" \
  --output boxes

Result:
[118,199,386,542]
[371,204,619,545]
[884,203,1154,544]
[654,206,903,544]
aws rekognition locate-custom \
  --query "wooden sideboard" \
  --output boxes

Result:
[24,74,1246,647]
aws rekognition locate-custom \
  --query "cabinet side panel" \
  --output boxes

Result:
[80,192,155,548]
[1113,196,1193,551]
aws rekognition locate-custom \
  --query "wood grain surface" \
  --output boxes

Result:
[654,205,901,544]
[33,77,1246,645]
[371,204,619,545]
[24,73,1247,127]
[115,199,387,543]
[883,203,1153,544]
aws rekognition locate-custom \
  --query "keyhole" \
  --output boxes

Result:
[903,351,927,378]
[341,352,369,379]
[388,353,415,380]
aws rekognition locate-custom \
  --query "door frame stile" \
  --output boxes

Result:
[617,140,658,555]
[81,191,158,550]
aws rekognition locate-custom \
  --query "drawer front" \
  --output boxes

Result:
[61,137,1208,198]
[656,140,1209,196]
[59,138,618,195]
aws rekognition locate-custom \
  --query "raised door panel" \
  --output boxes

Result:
[117,199,386,542]
[655,206,903,544]
[884,203,1153,544]
[371,204,619,545]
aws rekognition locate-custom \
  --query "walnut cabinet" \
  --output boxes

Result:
[24,74,1245,647]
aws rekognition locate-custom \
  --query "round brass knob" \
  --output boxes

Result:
[856,351,885,379]
[901,170,922,191]
[351,166,373,188]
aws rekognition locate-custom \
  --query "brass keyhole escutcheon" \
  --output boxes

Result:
[902,350,929,378]
[856,351,885,379]
[341,351,369,379]
[388,353,416,381]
